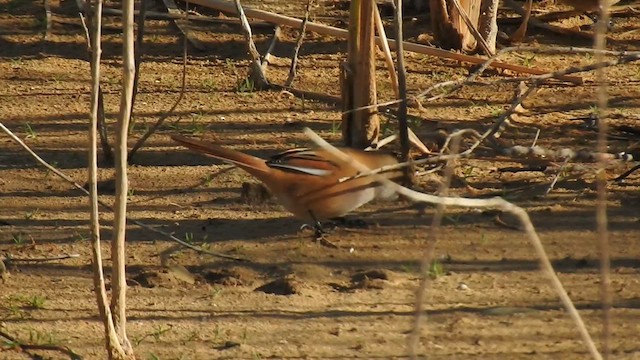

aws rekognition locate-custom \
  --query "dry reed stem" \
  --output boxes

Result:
[393,0,410,166]
[285,0,311,87]
[594,1,613,357]
[373,3,399,98]
[86,0,127,356]
[110,0,136,354]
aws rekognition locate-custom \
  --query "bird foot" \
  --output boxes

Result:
[314,232,339,249]
[299,223,339,248]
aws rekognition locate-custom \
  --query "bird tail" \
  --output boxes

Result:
[171,134,270,175]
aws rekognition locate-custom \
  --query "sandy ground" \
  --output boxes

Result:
[1,0,640,359]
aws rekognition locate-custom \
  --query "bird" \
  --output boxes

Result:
[171,134,401,244]
[557,0,620,12]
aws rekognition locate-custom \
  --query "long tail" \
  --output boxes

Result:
[171,134,270,175]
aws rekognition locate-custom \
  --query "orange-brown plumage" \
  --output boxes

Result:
[171,134,400,222]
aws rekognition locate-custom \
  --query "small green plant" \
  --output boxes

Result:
[2,338,20,349]
[9,57,23,68]
[462,166,476,180]
[212,324,223,342]
[521,54,536,67]
[25,295,46,309]
[74,231,88,242]
[443,214,462,224]
[210,286,223,298]
[12,232,25,245]
[435,83,455,96]
[3,302,28,320]
[202,173,214,187]
[489,105,502,117]
[185,330,201,342]
[184,233,194,244]
[134,325,173,346]
[331,119,341,135]
[24,208,40,220]
[480,232,488,246]
[427,260,444,280]
[186,114,208,135]
[224,58,238,74]
[407,115,422,129]
[43,161,58,178]
[236,78,255,93]
[127,188,135,197]
[379,118,394,137]
[28,328,58,345]
[24,123,37,139]
[399,263,418,273]
[148,354,160,360]
[201,77,217,91]
[152,325,172,341]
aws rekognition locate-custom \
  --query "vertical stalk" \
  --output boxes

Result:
[394,0,410,170]
[111,0,136,354]
[342,0,379,148]
[594,1,611,358]
[87,0,127,357]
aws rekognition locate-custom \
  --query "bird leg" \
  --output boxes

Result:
[309,212,339,249]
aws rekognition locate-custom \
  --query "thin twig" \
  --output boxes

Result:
[394,0,410,173]
[128,1,189,159]
[86,0,124,356]
[530,128,541,148]
[261,25,281,73]
[128,0,147,124]
[613,163,640,182]
[285,0,311,87]
[79,12,113,163]
[545,158,570,195]
[373,3,399,98]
